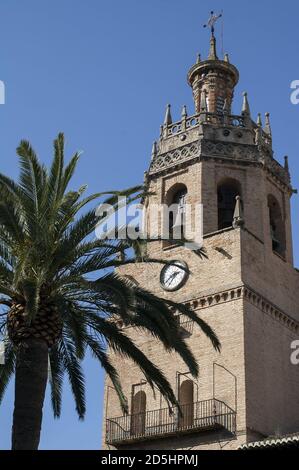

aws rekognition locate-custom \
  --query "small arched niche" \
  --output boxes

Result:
[267,194,286,257]
[178,379,194,428]
[164,183,188,244]
[217,178,242,230]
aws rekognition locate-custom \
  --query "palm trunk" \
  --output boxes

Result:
[11,338,48,450]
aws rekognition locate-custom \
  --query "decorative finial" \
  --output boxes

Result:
[242,92,251,116]
[196,53,201,64]
[284,155,289,172]
[257,113,262,127]
[264,112,272,136]
[160,124,163,137]
[204,11,222,60]
[208,34,218,60]
[233,196,244,228]
[203,10,222,37]
[151,141,158,159]
[224,53,230,63]
[181,105,188,118]
[164,104,172,126]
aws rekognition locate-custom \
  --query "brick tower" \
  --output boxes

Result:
[102,26,299,450]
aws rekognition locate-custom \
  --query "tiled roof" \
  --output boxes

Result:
[239,433,299,449]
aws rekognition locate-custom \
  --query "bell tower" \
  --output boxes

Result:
[102,21,299,450]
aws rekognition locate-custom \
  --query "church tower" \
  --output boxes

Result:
[102,22,299,450]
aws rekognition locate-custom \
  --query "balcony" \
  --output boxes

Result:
[106,398,236,445]
[175,313,194,336]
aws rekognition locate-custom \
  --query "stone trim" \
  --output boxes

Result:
[148,136,291,191]
[149,141,200,175]
[243,285,299,333]
[119,284,299,334]
[182,284,299,333]
[184,285,244,312]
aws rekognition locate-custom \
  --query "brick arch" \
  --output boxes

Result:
[165,182,188,206]
[164,183,188,244]
[267,194,286,257]
[217,177,242,230]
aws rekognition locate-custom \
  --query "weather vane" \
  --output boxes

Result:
[203,10,222,35]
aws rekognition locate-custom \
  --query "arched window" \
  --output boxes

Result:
[268,194,286,257]
[131,390,146,436]
[178,379,194,429]
[217,179,241,230]
[165,184,187,243]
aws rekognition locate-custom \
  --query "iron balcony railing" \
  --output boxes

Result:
[175,313,194,336]
[106,398,236,445]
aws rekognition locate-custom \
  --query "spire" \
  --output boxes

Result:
[284,155,289,173]
[181,105,188,118]
[188,11,239,114]
[242,92,251,116]
[196,53,201,64]
[264,112,272,136]
[151,141,158,159]
[233,196,244,228]
[208,33,218,60]
[257,113,262,127]
[164,104,172,126]
[203,10,222,60]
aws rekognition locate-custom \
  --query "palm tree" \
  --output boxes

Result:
[0,134,220,450]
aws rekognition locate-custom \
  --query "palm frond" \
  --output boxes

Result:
[48,345,64,418]
[60,336,86,419]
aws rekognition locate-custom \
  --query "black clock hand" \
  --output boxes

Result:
[166,271,179,285]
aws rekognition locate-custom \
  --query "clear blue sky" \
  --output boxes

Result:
[0,0,298,450]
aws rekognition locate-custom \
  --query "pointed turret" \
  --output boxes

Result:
[242,92,251,116]
[208,33,218,60]
[241,92,252,127]
[224,53,230,63]
[151,141,158,160]
[164,104,172,126]
[233,196,244,228]
[264,112,272,136]
[181,105,188,119]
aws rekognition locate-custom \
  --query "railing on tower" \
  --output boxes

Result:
[106,398,236,445]
[174,313,194,336]
[161,110,271,148]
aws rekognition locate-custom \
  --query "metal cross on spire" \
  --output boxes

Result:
[203,10,222,36]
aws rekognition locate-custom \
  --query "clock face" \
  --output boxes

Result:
[160,261,189,291]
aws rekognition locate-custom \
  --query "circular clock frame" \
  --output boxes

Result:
[160,260,189,292]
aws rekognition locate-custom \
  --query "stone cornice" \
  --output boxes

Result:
[148,138,291,191]
[117,284,298,334]
[181,284,299,333]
